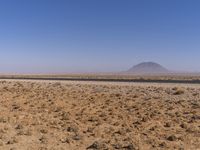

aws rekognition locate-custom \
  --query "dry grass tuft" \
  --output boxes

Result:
[173,87,185,95]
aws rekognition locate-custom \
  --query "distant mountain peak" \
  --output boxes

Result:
[127,62,168,74]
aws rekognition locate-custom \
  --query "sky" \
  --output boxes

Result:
[0,0,200,73]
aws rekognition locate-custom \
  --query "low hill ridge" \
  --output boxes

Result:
[127,62,169,74]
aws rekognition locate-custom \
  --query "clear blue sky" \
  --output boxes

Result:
[0,0,200,73]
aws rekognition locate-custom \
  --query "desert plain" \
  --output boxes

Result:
[0,79,199,150]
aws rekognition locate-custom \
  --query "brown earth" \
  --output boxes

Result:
[0,80,199,150]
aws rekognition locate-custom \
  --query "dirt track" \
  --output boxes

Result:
[0,80,199,150]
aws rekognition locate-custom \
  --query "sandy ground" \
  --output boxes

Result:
[0,80,199,150]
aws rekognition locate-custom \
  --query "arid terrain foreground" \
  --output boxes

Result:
[0,80,199,150]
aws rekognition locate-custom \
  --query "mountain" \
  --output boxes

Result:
[127,62,169,74]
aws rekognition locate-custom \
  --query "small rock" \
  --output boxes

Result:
[72,135,81,141]
[15,124,23,130]
[86,141,106,149]
[60,137,70,143]
[87,141,100,149]
[164,122,171,128]
[167,135,177,141]
[39,136,47,144]
[6,138,17,145]
[40,129,48,134]
[87,141,101,149]
[66,126,78,133]
[123,144,136,150]
[180,123,187,129]
[112,144,121,149]
[159,142,167,147]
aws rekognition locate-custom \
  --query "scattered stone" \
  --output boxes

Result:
[159,142,166,147]
[86,141,107,149]
[40,129,48,134]
[87,141,101,149]
[167,135,177,141]
[72,135,81,141]
[39,136,47,144]
[164,122,171,128]
[15,124,23,130]
[180,123,187,129]
[6,137,18,145]
[66,126,78,133]
[60,137,70,143]
[122,144,136,150]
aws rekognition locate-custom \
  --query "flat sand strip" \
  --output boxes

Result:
[1,79,200,88]
[0,77,200,84]
[0,76,200,85]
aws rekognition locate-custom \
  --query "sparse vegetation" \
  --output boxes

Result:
[173,87,185,95]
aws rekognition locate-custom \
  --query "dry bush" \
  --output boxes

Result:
[173,87,185,95]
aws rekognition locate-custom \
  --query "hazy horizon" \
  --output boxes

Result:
[0,0,200,74]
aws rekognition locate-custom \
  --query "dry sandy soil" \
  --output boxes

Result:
[0,80,199,150]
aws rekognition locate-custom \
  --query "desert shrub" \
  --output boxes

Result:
[173,87,184,95]
[172,87,178,90]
